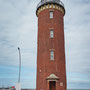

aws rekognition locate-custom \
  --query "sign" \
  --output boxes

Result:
[16,83,21,90]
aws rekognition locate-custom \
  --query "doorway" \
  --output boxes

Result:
[49,81,56,90]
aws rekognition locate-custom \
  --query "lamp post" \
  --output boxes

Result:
[18,47,21,83]
[16,47,21,90]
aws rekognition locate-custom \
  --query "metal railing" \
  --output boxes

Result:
[36,0,64,9]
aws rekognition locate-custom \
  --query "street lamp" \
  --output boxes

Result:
[16,47,21,90]
[18,47,21,83]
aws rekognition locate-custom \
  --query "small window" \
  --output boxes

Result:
[50,30,54,38]
[50,51,54,60]
[50,11,53,18]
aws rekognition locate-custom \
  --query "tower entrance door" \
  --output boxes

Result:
[49,81,56,90]
[47,74,59,90]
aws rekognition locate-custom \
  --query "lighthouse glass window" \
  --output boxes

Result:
[50,51,54,60]
[50,11,53,18]
[50,30,54,38]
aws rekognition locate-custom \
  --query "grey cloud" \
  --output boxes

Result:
[0,0,90,88]
[63,0,90,88]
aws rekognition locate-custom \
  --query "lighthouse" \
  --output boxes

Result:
[36,0,67,90]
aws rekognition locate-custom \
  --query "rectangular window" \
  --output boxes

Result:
[50,51,54,60]
[50,30,54,38]
[50,11,53,18]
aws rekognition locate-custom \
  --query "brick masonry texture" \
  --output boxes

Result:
[36,6,67,90]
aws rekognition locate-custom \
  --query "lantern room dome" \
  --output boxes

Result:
[36,0,64,10]
[36,0,65,16]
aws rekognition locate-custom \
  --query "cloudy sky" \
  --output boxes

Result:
[0,0,90,89]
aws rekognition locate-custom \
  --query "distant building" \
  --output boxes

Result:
[0,88,35,90]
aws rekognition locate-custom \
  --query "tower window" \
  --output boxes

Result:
[50,11,53,18]
[50,30,54,38]
[50,50,54,60]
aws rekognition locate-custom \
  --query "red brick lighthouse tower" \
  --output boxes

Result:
[36,0,67,90]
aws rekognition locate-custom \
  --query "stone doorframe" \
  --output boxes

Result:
[46,74,59,90]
